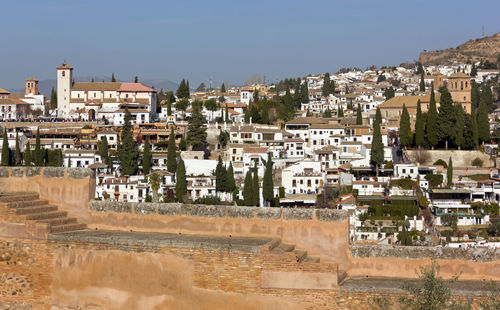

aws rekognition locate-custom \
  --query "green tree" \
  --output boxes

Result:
[221,83,226,93]
[224,104,229,123]
[175,158,187,202]
[262,153,274,206]
[34,127,43,166]
[176,79,190,99]
[323,107,332,118]
[322,73,335,96]
[1,130,10,166]
[471,107,479,147]
[338,106,344,117]
[477,98,490,144]
[371,109,384,176]
[149,172,160,202]
[50,87,57,110]
[23,142,31,166]
[204,98,218,121]
[384,87,395,100]
[134,76,139,83]
[243,170,253,206]
[399,104,412,148]
[186,102,207,150]
[98,136,109,163]
[252,162,259,206]
[454,104,465,149]
[167,128,177,173]
[111,73,116,82]
[142,136,151,175]
[447,157,453,187]
[14,132,21,166]
[356,103,362,125]
[399,221,413,246]
[470,63,477,77]
[215,156,226,192]
[118,108,138,175]
[427,87,439,149]
[179,136,187,151]
[416,62,424,75]
[415,100,425,147]
[225,162,235,194]
[300,82,309,103]
[471,81,481,109]
[377,74,386,84]
[419,72,426,92]
[437,86,455,149]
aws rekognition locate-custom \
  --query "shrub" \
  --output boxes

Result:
[391,178,417,190]
[425,174,443,188]
[192,195,223,205]
[433,159,448,168]
[471,157,484,167]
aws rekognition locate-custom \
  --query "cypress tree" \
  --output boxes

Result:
[419,72,426,92]
[437,86,455,150]
[243,170,253,206]
[356,103,362,125]
[50,87,57,110]
[300,82,309,103]
[225,104,229,123]
[454,105,465,149]
[167,128,177,173]
[225,162,235,194]
[14,132,21,166]
[167,100,172,116]
[262,153,274,206]
[1,130,10,166]
[470,63,477,77]
[322,73,335,96]
[111,73,116,82]
[118,108,138,175]
[175,158,187,202]
[477,98,490,144]
[134,76,139,83]
[23,142,31,166]
[34,127,43,166]
[215,156,226,192]
[471,81,481,109]
[179,136,187,151]
[98,136,109,162]
[186,102,207,150]
[416,62,424,75]
[426,87,439,149]
[221,83,226,93]
[323,107,332,118]
[371,109,384,176]
[415,100,425,147]
[399,104,412,148]
[471,107,479,148]
[252,162,259,206]
[338,106,344,117]
[142,136,151,175]
[447,157,453,187]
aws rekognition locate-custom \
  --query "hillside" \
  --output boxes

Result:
[419,32,500,65]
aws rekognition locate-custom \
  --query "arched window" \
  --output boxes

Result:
[62,71,65,77]
[465,81,468,88]
[461,81,463,90]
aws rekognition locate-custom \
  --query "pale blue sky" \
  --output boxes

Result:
[1,0,499,89]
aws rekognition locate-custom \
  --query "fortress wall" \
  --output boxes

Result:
[348,244,500,281]
[0,167,95,222]
[87,201,351,265]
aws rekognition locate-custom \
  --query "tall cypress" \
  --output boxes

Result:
[98,136,109,162]
[471,107,479,148]
[477,98,490,144]
[252,162,259,206]
[262,153,274,206]
[167,128,177,173]
[415,100,425,147]
[1,130,10,166]
[186,102,207,150]
[419,72,426,92]
[23,142,31,166]
[34,127,43,166]
[338,106,344,117]
[14,132,21,166]
[300,82,309,103]
[50,87,58,110]
[437,86,455,149]
[243,170,253,206]
[225,162,235,194]
[111,73,116,82]
[426,87,439,149]
[399,104,412,148]
[471,81,480,109]
[118,108,138,175]
[356,103,362,125]
[371,109,384,176]
[142,136,151,175]
[447,157,453,187]
[175,158,187,202]
[215,156,226,192]
[454,104,465,149]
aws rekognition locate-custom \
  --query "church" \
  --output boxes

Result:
[56,62,157,123]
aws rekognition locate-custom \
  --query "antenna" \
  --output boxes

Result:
[482,25,484,37]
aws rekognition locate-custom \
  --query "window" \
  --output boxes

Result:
[62,71,65,77]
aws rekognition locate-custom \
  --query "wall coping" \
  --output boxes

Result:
[89,200,349,222]
[0,167,94,179]
[350,244,499,262]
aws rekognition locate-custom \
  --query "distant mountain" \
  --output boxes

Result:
[419,32,500,66]
[9,77,178,98]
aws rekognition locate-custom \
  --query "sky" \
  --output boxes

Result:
[1,0,500,89]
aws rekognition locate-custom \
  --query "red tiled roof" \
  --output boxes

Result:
[119,83,156,92]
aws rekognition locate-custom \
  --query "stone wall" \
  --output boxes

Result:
[349,244,500,281]
[87,200,350,265]
[405,149,494,167]
[0,167,95,222]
